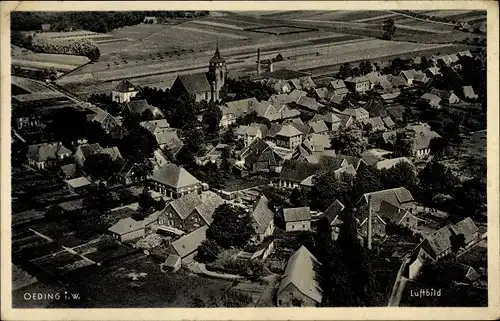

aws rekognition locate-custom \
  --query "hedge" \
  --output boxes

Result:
[31,38,100,61]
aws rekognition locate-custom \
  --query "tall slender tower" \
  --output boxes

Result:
[208,38,227,102]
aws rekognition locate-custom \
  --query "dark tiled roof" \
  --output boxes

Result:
[449,217,479,244]
[283,207,311,222]
[210,45,226,64]
[176,73,211,94]
[114,80,139,93]
[279,160,320,183]
[151,163,200,188]
[323,199,345,224]
[363,100,388,117]
[251,195,274,233]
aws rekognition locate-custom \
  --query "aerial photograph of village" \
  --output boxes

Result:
[10,9,487,308]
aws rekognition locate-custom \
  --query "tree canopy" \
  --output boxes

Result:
[206,204,255,249]
[330,128,368,157]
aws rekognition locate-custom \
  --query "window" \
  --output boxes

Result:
[292,224,295,229]
[302,224,305,229]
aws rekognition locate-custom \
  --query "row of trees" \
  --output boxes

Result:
[11,11,209,32]
[222,78,275,102]
[31,38,100,61]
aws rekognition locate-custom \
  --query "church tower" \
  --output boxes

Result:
[208,39,227,102]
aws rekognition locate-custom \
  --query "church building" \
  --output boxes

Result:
[170,43,227,103]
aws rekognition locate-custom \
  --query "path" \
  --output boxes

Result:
[388,10,456,27]
[387,254,411,307]
[255,273,280,307]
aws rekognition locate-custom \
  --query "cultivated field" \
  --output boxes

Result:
[12,53,90,72]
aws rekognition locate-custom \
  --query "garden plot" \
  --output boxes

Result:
[245,25,317,35]
[12,53,89,71]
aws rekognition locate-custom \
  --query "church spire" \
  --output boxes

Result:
[210,38,225,64]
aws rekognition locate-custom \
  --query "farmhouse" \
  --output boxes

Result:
[277,245,322,307]
[294,96,323,112]
[449,217,479,246]
[327,79,349,96]
[157,192,221,233]
[310,112,342,131]
[341,107,369,122]
[161,254,181,273]
[170,45,226,102]
[406,123,442,160]
[143,16,158,24]
[108,217,146,242]
[89,110,121,134]
[283,207,312,232]
[364,116,386,132]
[322,199,345,239]
[150,163,203,198]
[167,225,208,264]
[236,138,283,174]
[375,157,413,171]
[278,160,320,189]
[308,120,329,135]
[430,88,461,105]
[74,143,102,167]
[377,200,421,230]
[250,195,275,243]
[65,176,92,193]
[112,80,139,103]
[421,93,442,109]
[357,187,415,213]
[462,86,478,99]
[27,142,72,170]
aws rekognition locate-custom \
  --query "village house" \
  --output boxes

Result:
[99,146,123,162]
[143,16,158,24]
[382,116,396,129]
[277,245,322,307]
[344,76,370,92]
[243,123,268,147]
[274,124,303,151]
[166,225,208,264]
[161,254,182,273]
[462,86,478,100]
[74,143,102,167]
[220,97,258,128]
[377,200,422,230]
[150,163,204,198]
[139,119,182,153]
[365,71,382,89]
[430,88,461,105]
[327,79,350,96]
[363,99,388,118]
[361,148,393,167]
[116,162,145,185]
[255,69,312,94]
[358,210,387,239]
[386,105,406,122]
[278,160,320,189]
[380,91,401,104]
[171,45,226,102]
[406,123,442,160]
[363,116,386,132]
[157,192,222,233]
[300,134,333,154]
[307,120,329,135]
[449,217,479,247]
[310,112,342,132]
[108,217,145,242]
[250,195,275,243]
[294,96,323,113]
[65,176,92,193]
[420,93,442,109]
[60,163,82,179]
[322,199,345,240]
[252,101,281,122]
[283,207,312,232]
[357,187,415,215]
[235,138,284,174]
[125,99,164,118]
[27,142,72,170]
[88,109,121,134]
[375,156,414,171]
[341,107,369,123]
[424,67,442,78]
[112,80,139,103]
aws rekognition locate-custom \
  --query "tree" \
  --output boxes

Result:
[290,187,309,207]
[454,178,487,219]
[429,137,449,158]
[310,172,354,211]
[420,56,430,70]
[359,61,373,75]
[450,233,465,253]
[118,126,157,164]
[138,187,155,213]
[418,160,459,205]
[352,166,383,200]
[330,128,368,157]
[392,132,413,157]
[379,161,417,190]
[84,153,119,181]
[202,102,222,135]
[196,239,221,263]
[442,121,462,144]
[383,18,396,40]
[206,204,255,248]
[337,63,353,79]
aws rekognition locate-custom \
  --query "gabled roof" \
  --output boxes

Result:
[423,225,453,258]
[175,73,211,94]
[27,142,71,162]
[306,133,331,150]
[114,80,139,93]
[366,116,385,129]
[251,195,274,233]
[140,119,170,134]
[126,99,163,116]
[60,163,81,178]
[312,112,341,125]
[329,79,346,89]
[323,199,345,224]
[151,163,200,188]
[98,146,122,161]
[108,217,144,235]
[222,97,258,117]
[308,120,329,134]
[382,116,395,128]
[462,86,477,98]
[288,121,310,136]
[315,87,329,99]
[363,99,387,117]
[358,187,414,212]
[335,154,364,170]
[377,200,413,225]
[386,105,405,121]
[155,128,182,147]
[421,93,441,103]
[345,75,370,83]
[430,88,458,101]
[283,207,311,222]
[279,160,320,183]
[400,69,419,81]
[65,177,92,189]
[164,254,181,268]
[365,71,382,85]
[449,217,479,245]
[165,192,203,220]
[296,96,322,112]
[252,101,277,120]
[342,107,369,119]
[278,245,322,304]
[425,67,442,76]
[276,124,303,137]
[170,225,208,258]
[380,91,401,101]
[375,157,413,170]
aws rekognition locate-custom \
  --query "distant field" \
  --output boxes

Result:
[12,53,89,71]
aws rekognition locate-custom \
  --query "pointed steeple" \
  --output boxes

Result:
[210,38,226,64]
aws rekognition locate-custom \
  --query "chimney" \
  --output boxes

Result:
[367,197,373,250]
[257,48,261,76]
